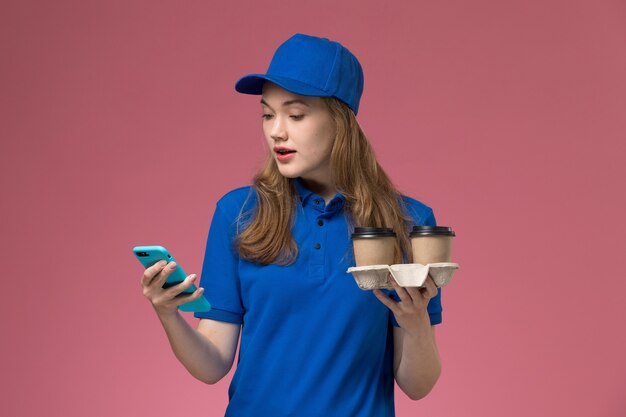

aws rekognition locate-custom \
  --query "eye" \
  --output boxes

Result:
[290,115,305,121]
[261,113,274,120]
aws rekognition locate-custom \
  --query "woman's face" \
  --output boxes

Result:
[260,82,336,184]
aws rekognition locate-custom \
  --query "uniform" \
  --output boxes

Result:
[195,178,442,416]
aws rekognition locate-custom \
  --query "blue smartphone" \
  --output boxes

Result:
[133,245,211,312]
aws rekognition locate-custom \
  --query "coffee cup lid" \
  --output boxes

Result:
[410,226,455,237]
[351,227,396,239]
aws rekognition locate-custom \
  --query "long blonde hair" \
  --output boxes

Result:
[236,97,413,265]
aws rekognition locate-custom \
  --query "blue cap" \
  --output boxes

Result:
[235,34,364,115]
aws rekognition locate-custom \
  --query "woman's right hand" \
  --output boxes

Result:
[140,260,204,317]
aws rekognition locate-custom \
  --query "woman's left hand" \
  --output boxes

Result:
[373,275,438,336]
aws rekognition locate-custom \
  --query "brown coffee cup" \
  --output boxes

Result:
[351,227,396,266]
[410,226,455,265]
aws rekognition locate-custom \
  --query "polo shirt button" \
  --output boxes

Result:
[314,243,321,249]
[317,220,324,226]
[314,199,321,205]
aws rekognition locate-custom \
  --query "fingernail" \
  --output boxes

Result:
[159,260,167,266]
[169,262,176,269]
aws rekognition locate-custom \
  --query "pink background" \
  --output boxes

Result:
[2,0,625,416]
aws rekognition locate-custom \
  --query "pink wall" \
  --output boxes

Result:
[2,0,624,416]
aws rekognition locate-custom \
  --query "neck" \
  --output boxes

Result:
[299,176,336,204]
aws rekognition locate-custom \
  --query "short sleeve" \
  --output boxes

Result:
[389,202,443,327]
[194,203,244,324]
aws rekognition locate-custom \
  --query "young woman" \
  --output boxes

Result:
[140,33,443,416]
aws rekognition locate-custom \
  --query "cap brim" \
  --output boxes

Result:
[235,74,329,97]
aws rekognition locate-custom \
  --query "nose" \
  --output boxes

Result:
[269,116,287,142]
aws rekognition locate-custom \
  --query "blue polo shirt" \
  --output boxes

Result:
[195,178,442,417]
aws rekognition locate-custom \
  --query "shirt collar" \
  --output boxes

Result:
[293,177,346,210]
[293,177,315,205]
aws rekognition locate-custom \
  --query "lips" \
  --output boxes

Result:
[274,146,296,155]
[274,146,296,162]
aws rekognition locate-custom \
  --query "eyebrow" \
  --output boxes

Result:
[260,98,310,109]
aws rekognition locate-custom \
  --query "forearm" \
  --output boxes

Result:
[395,313,442,400]
[156,311,229,384]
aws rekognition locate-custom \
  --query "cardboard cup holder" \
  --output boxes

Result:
[347,262,459,290]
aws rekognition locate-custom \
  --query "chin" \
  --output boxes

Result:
[276,166,301,179]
